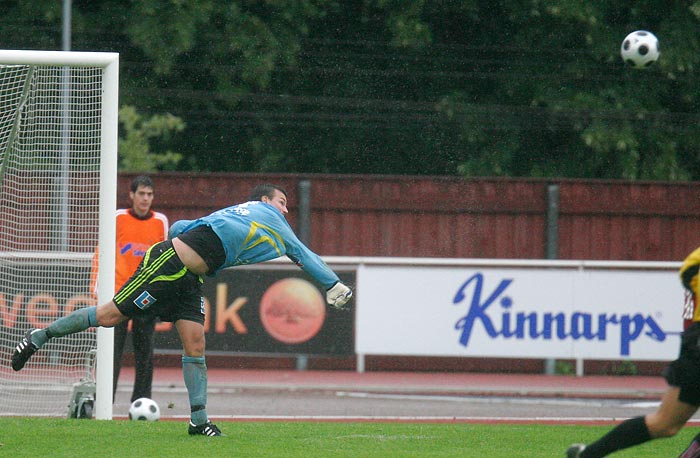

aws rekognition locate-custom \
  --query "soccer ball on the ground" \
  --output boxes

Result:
[129,397,160,421]
[620,30,660,68]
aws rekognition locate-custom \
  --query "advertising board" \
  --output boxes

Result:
[356,261,682,361]
[152,268,356,355]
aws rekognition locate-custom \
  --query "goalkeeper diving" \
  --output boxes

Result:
[11,183,352,437]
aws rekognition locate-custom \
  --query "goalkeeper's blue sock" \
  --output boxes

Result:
[35,306,98,347]
[182,355,208,425]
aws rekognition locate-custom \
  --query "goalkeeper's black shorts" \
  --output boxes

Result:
[663,322,700,406]
[113,240,205,324]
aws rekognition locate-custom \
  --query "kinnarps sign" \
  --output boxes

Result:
[355,261,681,361]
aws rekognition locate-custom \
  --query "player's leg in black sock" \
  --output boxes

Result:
[112,320,128,402]
[131,317,155,401]
[581,416,651,458]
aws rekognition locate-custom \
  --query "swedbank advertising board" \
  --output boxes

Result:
[0,259,355,356]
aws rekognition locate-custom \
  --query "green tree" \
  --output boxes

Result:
[370,1,700,179]
[2,0,700,180]
[118,105,185,172]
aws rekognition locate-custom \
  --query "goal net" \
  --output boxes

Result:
[0,51,118,418]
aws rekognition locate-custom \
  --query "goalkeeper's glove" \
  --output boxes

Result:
[326,282,352,308]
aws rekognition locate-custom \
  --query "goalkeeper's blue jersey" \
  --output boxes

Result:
[169,201,340,289]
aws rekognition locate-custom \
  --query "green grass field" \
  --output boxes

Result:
[0,418,696,457]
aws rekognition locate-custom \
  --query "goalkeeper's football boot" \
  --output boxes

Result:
[188,420,223,437]
[12,329,39,371]
[565,444,586,458]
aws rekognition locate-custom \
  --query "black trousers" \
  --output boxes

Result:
[113,316,155,403]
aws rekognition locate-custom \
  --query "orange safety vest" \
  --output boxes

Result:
[90,209,169,296]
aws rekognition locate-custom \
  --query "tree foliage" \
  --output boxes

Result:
[1,0,700,179]
[118,105,185,172]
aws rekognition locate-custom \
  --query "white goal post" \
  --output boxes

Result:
[0,50,118,420]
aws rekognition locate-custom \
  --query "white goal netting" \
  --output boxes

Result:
[0,52,117,417]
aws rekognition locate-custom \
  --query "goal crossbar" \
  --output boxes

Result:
[0,50,119,67]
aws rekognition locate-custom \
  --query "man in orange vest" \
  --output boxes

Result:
[91,175,169,404]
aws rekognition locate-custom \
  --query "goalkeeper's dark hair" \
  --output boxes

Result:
[130,175,154,193]
[249,183,287,201]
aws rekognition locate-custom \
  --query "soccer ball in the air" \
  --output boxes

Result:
[129,397,160,421]
[620,30,660,68]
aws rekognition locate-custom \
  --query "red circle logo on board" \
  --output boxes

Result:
[259,278,325,344]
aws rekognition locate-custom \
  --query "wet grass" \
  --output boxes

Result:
[0,418,694,457]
